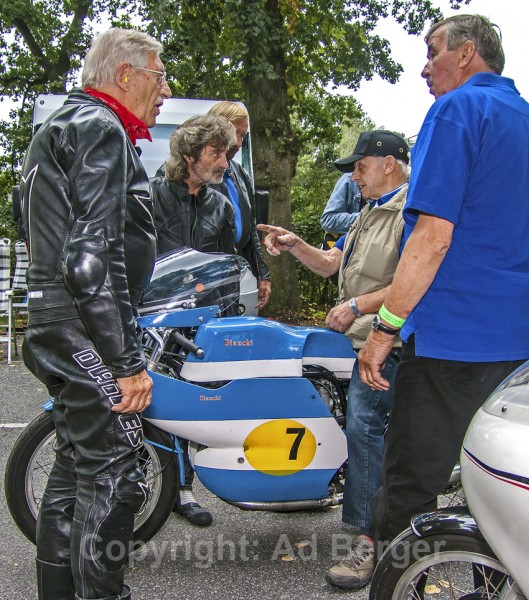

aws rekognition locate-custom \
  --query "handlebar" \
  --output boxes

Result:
[169,330,204,359]
[143,325,204,372]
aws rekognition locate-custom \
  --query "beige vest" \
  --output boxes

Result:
[338,184,408,348]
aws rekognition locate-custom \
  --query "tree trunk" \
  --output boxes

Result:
[243,0,301,310]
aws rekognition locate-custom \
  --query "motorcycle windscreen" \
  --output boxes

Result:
[140,247,251,316]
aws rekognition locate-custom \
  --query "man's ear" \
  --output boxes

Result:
[458,40,476,68]
[384,156,396,174]
[116,63,131,91]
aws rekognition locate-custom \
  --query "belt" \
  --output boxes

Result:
[27,283,78,324]
[27,282,143,325]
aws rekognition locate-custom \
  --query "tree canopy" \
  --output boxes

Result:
[0,0,469,305]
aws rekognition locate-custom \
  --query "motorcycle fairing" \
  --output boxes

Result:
[180,316,356,382]
[143,370,347,502]
[138,306,219,328]
[192,466,339,502]
[139,248,252,315]
[145,371,337,421]
[462,402,529,597]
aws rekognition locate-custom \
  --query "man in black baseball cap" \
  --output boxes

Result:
[335,130,410,173]
[258,130,410,591]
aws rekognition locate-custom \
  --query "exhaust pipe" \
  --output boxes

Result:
[226,494,343,512]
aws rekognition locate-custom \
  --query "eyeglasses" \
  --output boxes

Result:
[130,65,167,86]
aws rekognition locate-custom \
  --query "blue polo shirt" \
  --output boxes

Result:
[401,73,529,361]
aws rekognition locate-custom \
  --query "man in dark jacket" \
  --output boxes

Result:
[151,114,236,257]
[19,28,171,600]
[208,101,271,308]
[151,114,236,528]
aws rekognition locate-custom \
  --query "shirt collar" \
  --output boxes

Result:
[84,88,152,145]
[373,183,407,207]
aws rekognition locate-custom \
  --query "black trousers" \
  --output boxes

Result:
[371,335,525,552]
[23,317,146,600]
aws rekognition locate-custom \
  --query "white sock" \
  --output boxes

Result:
[180,489,196,505]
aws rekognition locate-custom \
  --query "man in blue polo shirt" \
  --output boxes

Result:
[359,14,529,551]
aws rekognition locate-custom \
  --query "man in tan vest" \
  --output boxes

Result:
[258,130,409,591]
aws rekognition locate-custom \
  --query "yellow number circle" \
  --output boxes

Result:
[243,419,317,476]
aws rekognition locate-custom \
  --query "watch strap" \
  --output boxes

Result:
[348,297,363,318]
[372,315,400,336]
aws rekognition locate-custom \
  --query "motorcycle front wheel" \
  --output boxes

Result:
[4,410,178,545]
[369,531,510,600]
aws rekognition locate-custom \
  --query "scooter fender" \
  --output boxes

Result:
[143,370,347,503]
[180,316,356,382]
[410,506,486,542]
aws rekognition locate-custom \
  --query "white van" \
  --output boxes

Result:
[32,95,254,178]
[28,95,267,315]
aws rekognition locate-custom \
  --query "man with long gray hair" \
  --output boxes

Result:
[153,114,237,257]
[20,28,171,599]
[151,113,236,526]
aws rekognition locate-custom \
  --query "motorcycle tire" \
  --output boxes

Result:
[369,530,510,600]
[4,410,178,545]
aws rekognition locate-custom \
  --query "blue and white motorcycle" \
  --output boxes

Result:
[5,248,356,545]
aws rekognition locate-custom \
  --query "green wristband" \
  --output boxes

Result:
[379,304,406,329]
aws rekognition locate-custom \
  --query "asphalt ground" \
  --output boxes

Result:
[0,356,370,600]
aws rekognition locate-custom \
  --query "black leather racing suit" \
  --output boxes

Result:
[20,89,156,600]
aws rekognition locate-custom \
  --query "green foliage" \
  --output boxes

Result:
[146,0,445,137]
[289,148,342,308]
[0,0,135,246]
[0,0,469,306]
[0,170,17,240]
[290,110,376,306]
[339,114,378,157]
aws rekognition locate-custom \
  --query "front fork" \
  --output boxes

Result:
[499,580,526,599]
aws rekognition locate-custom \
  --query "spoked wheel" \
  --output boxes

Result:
[439,463,466,508]
[4,410,178,544]
[369,532,510,600]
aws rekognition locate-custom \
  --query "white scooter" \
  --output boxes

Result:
[369,360,529,599]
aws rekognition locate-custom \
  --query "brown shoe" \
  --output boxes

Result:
[326,534,374,590]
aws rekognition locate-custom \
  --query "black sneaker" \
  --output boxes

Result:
[173,499,213,527]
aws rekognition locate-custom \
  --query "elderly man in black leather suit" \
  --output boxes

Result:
[20,28,171,600]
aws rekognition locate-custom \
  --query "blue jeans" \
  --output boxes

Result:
[342,349,400,532]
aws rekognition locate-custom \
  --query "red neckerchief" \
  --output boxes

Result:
[84,88,152,145]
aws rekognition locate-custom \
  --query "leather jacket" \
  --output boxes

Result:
[210,160,270,281]
[20,89,156,377]
[151,177,236,256]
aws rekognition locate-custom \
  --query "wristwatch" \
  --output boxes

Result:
[371,314,400,336]
[348,297,363,318]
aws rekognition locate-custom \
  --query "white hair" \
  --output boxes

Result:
[81,28,163,89]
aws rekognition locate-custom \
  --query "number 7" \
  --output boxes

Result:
[286,427,306,460]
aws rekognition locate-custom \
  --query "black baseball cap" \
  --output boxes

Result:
[334,130,410,172]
